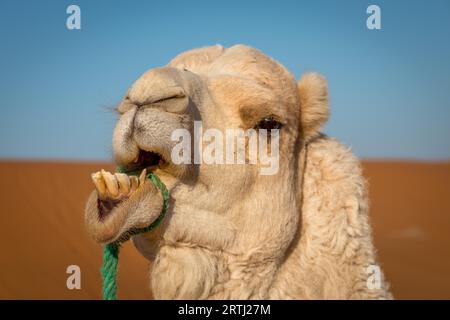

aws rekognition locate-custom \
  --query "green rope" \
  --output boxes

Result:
[101,168,170,300]
[101,242,119,300]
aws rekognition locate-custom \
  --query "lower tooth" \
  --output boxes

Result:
[139,169,147,186]
[130,176,139,190]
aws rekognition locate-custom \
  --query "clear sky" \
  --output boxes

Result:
[1,0,449,161]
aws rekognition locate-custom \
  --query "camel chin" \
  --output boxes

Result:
[85,44,392,300]
[85,168,164,244]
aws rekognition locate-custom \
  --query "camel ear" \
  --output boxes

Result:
[298,73,329,140]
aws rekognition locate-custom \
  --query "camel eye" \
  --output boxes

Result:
[256,116,282,131]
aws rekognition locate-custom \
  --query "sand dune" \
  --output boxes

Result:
[0,160,449,299]
[364,162,450,299]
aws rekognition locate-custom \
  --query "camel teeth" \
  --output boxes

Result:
[139,168,147,186]
[130,176,139,191]
[101,170,119,197]
[115,173,130,193]
[91,172,106,197]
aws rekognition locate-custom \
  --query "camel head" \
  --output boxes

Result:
[85,45,390,299]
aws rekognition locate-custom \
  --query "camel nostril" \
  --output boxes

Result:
[151,94,185,105]
[129,86,188,114]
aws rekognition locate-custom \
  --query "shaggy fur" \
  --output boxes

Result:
[85,44,391,299]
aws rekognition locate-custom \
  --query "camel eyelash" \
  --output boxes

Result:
[254,116,283,131]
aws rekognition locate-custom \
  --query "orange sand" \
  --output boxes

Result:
[0,161,448,299]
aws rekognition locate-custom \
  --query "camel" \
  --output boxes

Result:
[85,44,392,299]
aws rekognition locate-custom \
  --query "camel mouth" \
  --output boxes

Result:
[125,150,168,173]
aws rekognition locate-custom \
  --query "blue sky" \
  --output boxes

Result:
[0,0,449,161]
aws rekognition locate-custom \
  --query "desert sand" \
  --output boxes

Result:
[0,160,449,299]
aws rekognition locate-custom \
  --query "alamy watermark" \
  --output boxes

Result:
[366,264,382,290]
[66,5,81,30]
[367,5,381,30]
[66,264,81,290]
[65,4,382,32]
[171,121,280,176]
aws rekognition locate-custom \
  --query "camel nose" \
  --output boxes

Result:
[128,67,190,114]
